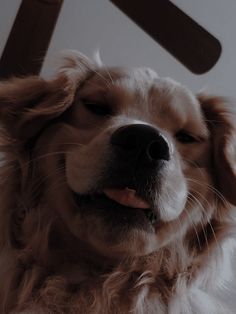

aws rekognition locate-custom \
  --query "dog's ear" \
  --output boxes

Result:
[0,75,75,141]
[0,50,98,142]
[199,95,236,205]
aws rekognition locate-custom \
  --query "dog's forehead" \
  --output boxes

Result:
[114,67,159,93]
[81,66,203,124]
[92,66,197,107]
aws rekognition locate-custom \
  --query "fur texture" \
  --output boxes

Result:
[0,51,236,313]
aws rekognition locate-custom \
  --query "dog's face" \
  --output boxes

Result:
[1,52,236,260]
[61,66,211,257]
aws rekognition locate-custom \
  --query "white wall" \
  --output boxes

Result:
[41,0,236,99]
[1,0,236,99]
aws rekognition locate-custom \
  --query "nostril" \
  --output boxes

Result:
[147,137,170,161]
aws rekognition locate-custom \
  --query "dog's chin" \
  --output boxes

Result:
[70,188,161,257]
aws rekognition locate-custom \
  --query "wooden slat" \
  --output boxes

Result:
[110,0,222,74]
[0,0,63,79]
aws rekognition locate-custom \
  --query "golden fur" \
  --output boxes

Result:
[0,51,236,313]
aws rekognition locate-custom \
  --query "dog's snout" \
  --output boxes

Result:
[110,124,170,162]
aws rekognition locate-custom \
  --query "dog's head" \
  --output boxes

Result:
[1,51,236,260]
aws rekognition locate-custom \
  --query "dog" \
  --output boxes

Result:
[0,51,236,313]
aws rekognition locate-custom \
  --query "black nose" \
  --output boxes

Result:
[110,124,170,162]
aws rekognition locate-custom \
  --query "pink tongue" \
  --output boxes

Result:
[103,188,149,209]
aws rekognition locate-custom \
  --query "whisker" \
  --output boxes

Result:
[103,66,115,86]
[0,146,84,182]
[90,68,112,88]
[182,158,206,181]
[188,193,212,256]
[184,202,202,251]
[30,165,66,198]
[76,62,111,88]
[188,188,220,250]
[186,177,228,212]
[0,151,66,182]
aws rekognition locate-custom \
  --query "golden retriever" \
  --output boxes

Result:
[0,51,236,313]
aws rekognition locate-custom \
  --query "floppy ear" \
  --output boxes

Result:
[0,75,76,141]
[0,50,98,142]
[199,95,236,205]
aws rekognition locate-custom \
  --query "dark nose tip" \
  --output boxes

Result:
[110,124,170,162]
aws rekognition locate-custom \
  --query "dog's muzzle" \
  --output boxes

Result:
[73,124,171,228]
[103,124,170,209]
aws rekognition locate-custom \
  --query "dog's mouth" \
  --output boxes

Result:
[104,188,149,210]
[73,187,159,227]
[104,188,158,224]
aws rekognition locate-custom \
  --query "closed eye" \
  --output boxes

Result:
[82,100,112,116]
[175,130,200,144]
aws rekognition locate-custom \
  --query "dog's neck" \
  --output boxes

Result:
[5,205,229,313]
